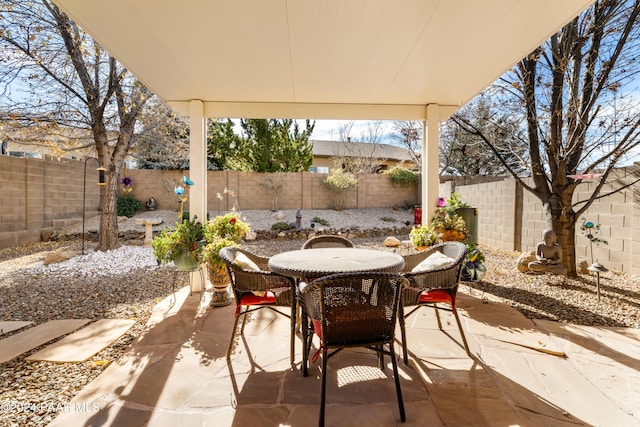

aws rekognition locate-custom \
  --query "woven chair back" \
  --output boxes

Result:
[301,272,407,346]
[301,235,354,249]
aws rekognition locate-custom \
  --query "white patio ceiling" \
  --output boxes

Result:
[52,0,594,122]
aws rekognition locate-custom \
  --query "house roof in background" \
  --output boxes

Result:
[312,140,413,162]
[52,0,594,122]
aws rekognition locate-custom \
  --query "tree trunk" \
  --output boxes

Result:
[554,218,578,278]
[97,164,121,251]
[543,192,578,278]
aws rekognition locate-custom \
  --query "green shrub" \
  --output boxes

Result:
[117,194,143,218]
[271,222,294,231]
[322,168,358,211]
[312,216,330,226]
[384,167,419,186]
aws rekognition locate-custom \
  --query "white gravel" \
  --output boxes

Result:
[26,246,159,278]
[47,207,414,278]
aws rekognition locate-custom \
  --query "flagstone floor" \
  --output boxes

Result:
[48,286,640,427]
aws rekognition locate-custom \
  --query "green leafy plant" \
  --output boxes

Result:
[430,212,468,242]
[204,212,250,242]
[202,237,240,267]
[431,213,467,233]
[202,212,251,267]
[438,192,470,216]
[431,192,470,242]
[271,222,294,231]
[152,216,205,266]
[117,194,143,218]
[384,166,419,186]
[409,225,439,248]
[322,168,358,211]
[312,216,330,226]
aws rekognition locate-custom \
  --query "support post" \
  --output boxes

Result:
[189,100,207,292]
[422,104,441,224]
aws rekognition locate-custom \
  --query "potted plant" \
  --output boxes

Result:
[152,216,205,271]
[430,211,468,242]
[203,211,251,306]
[409,224,439,250]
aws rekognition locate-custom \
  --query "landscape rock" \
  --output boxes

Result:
[516,251,536,272]
[43,250,81,265]
[577,259,589,274]
[384,236,401,247]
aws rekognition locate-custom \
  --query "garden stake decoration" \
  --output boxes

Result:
[580,218,609,301]
[580,218,608,264]
[175,176,195,222]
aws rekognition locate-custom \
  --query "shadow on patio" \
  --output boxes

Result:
[49,285,640,427]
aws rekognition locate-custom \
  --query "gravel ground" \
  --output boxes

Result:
[1,208,638,426]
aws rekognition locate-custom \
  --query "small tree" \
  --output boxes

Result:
[391,121,422,169]
[322,167,358,211]
[132,98,190,170]
[259,173,285,211]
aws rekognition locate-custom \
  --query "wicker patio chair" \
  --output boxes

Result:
[219,247,296,363]
[399,241,469,363]
[299,272,408,427]
[301,235,354,249]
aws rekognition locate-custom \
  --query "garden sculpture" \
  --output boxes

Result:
[528,229,567,276]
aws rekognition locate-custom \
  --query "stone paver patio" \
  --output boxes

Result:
[48,286,640,427]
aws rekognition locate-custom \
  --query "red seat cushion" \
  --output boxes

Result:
[419,289,454,304]
[238,291,276,306]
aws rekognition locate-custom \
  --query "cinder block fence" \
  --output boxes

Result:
[2,155,639,275]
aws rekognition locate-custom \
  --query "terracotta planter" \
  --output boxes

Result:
[441,230,466,242]
[416,245,430,252]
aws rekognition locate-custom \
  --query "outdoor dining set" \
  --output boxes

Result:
[218,235,469,427]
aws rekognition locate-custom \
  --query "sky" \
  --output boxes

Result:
[232,118,402,143]
[307,119,402,143]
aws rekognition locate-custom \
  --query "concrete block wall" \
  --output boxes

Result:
[450,166,639,274]
[122,169,418,213]
[456,179,517,251]
[5,152,636,274]
[0,156,100,249]
[570,166,637,274]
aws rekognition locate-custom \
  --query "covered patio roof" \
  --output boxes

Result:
[52,0,593,121]
[51,0,594,291]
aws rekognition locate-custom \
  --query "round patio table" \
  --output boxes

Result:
[268,247,404,280]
